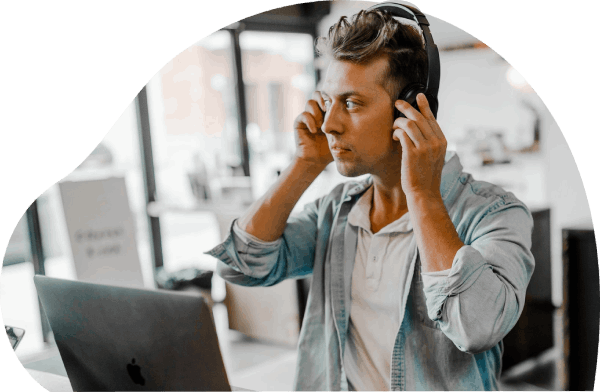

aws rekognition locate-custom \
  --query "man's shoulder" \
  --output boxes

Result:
[457,174,527,212]
[447,172,533,239]
[444,152,529,215]
[448,172,534,247]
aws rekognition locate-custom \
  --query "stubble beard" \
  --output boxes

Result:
[334,158,369,178]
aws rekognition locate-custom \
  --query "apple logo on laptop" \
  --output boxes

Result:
[127,358,145,386]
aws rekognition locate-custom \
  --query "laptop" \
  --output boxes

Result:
[34,275,233,391]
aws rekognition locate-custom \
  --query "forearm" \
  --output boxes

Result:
[238,157,326,242]
[419,203,535,353]
[424,246,524,354]
[439,259,519,353]
[407,192,463,273]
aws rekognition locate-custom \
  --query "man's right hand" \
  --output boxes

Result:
[238,93,333,242]
[293,91,333,168]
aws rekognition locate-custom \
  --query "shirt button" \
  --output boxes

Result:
[372,256,377,262]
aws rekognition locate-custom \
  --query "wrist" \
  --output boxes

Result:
[406,190,443,206]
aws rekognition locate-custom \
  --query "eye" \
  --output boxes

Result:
[345,100,357,110]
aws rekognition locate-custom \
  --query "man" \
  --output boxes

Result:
[207,8,534,391]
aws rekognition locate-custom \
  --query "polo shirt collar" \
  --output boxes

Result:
[347,183,413,234]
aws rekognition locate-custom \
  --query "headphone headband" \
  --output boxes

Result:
[366,2,441,109]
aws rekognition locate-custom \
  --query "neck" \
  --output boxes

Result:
[369,160,408,233]
[370,146,408,229]
[371,177,408,218]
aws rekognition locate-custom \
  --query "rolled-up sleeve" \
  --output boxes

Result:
[422,201,535,354]
[227,220,282,278]
[204,198,321,287]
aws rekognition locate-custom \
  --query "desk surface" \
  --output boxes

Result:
[27,369,72,392]
[26,368,251,392]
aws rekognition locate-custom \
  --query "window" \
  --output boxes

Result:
[145,30,238,273]
[239,31,349,210]
[1,100,150,357]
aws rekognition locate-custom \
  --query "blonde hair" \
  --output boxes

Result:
[316,9,428,100]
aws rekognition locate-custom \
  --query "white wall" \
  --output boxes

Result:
[317,1,594,306]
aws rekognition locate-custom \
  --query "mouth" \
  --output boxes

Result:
[330,144,352,157]
[330,143,351,151]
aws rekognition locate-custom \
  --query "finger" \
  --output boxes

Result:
[416,93,445,140]
[416,93,435,122]
[305,100,324,128]
[393,117,425,147]
[395,99,423,122]
[395,99,434,139]
[312,91,327,113]
[305,114,320,134]
[295,112,319,134]
[393,128,416,149]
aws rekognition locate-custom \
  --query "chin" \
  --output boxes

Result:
[334,160,367,177]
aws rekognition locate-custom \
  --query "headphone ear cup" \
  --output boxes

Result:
[395,84,426,118]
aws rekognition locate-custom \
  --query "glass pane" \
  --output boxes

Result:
[437,48,547,206]
[2,216,31,267]
[239,31,350,211]
[37,100,152,285]
[1,100,151,358]
[146,30,236,273]
[0,216,43,357]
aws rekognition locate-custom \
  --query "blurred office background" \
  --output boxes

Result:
[1,1,597,390]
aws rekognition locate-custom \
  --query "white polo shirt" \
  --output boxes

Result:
[232,184,448,391]
[343,185,448,391]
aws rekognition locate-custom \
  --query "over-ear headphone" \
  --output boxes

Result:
[366,2,440,119]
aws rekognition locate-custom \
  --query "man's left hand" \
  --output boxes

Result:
[393,93,447,200]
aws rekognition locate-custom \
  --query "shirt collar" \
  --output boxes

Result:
[347,184,413,234]
[347,185,373,230]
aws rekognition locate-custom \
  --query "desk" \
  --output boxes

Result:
[26,368,252,391]
[27,369,72,392]
[28,363,551,392]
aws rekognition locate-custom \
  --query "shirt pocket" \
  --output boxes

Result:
[412,268,440,330]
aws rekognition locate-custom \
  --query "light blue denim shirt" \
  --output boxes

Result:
[207,151,535,391]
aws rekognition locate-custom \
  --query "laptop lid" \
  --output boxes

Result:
[33,275,231,391]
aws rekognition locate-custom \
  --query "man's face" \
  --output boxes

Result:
[320,56,399,177]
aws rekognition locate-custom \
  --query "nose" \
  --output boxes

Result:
[321,103,343,135]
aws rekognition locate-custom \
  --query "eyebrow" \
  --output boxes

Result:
[321,90,369,100]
